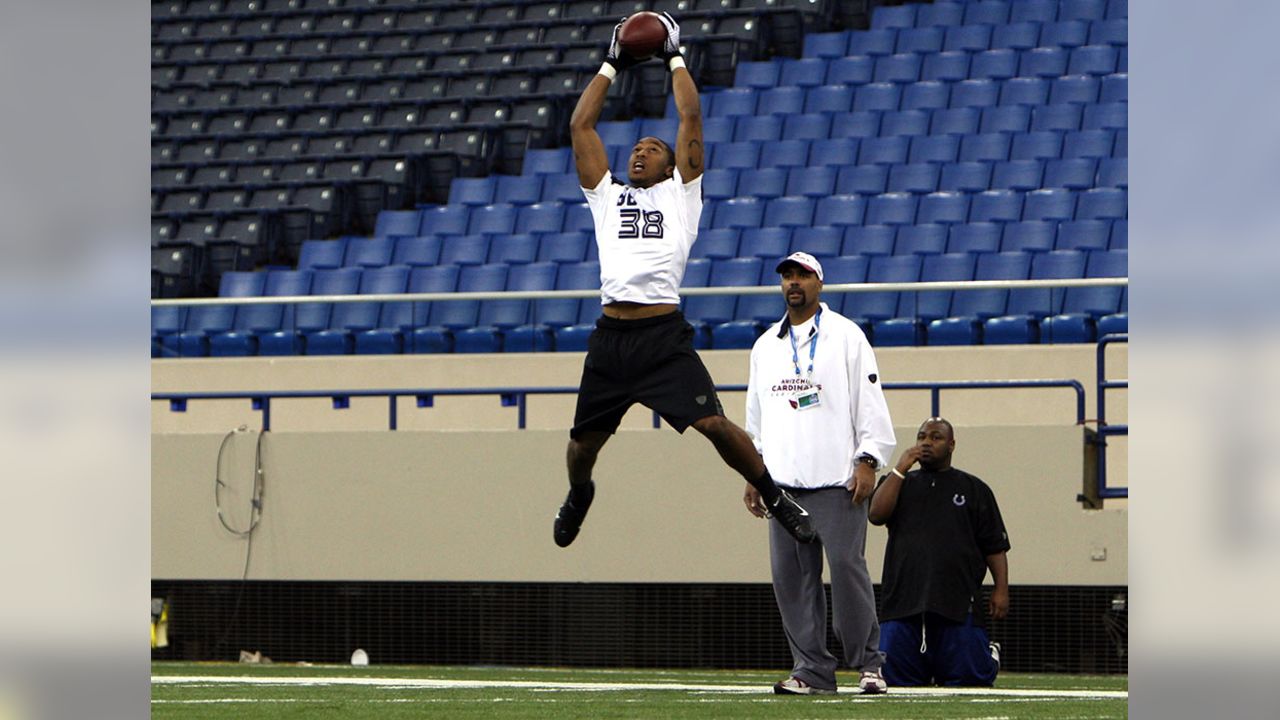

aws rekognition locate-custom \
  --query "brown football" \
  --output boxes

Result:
[618,12,667,60]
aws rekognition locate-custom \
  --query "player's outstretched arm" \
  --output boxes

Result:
[658,13,703,182]
[569,75,610,189]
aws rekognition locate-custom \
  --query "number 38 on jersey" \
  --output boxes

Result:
[616,190,664,239]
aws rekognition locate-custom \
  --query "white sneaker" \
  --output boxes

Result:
[989,641,1002,667]
[773,676,835,695]
[858,669,887,694]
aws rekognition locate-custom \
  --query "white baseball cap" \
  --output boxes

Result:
[775,252,824,281]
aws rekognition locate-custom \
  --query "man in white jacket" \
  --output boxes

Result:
[744,252,898,695]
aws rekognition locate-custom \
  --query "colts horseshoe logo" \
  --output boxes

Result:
[953,494,966,506]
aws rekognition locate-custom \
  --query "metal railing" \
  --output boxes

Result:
[1094,333,1128,499]
[152,379,1086,432]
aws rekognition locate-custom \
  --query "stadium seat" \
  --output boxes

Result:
[964,2,1010,26]
[684,258,763,326]
[866,192,919,226]
[759,140,812,169]
[981,105,1031,134]
[917,192,970,225]
[948,223,1003,254]
[735,115,784,142]
[756,87,806,117]
[743,167,788,199]
[440,235,491,266]
[939,161,993,192]
[1032,104,1083,132]
[927,316,983,345]
[1056,220,1112,252]
[310,265,410,356]
[735,61,780,88]
[945,24,992,52]
[807,85,857,114]
[1063,0,1109,21]
[1002,221,1058,253]
[910,135,961,164]
[887,163,941,193]
[872,4,916,30]
[534,259,598,330]
[701,168,739,200]
[803,32,848,59]
[971,49,1019,80]
[782,114,832,141]
[1076,187,1127,220]
[831,110,883,139]
[1001,77,1050,107]
[895,224,949,255]
[375,210,421,237]
[949,251,1032,320]
[983,315,1040,344]
[859,136,911,166]
[739,227,793,259]
[1107,0,1129,19]
[1097,157,1127,188]
[449,177,496,206]
[1097,311,1127,336]
[991,160,1045,191]
[991,22,1041,51]
[1100,73,1128,103]
[692,228,741,261]
[922,52,971,82]
[874,53,922,84]
[1063,129,1116,159]
[1044,158,1098,190]
[845,255,922,321]
[1011,130,1064,161]
[494,175,543,206]
[488,234,538,265]
[420,205,471,236]
[837,164,889,195]
[1022,188,1077,222]
[808,138,861,168]
[1041,20,1090,48]
[426,264,507,331]
[713,197,765,229]
[852,83,900,113]
[827,56,874,86]
[780,58,831,87]
[515,203,566,235]
[959,133,1010,162]
[714,141,761,170]
[1021,47,1069,78]
[298,239,348,270]
[1050,75,1101,106]
[791,226,845,258]
[1004,249,1088,318]
[881,110,932,137]
[711,88,758,117]
[917,2,964,27]
[786,165,838,198]
[711,320,763,350]
[901,81,951,112]
[969,189,1024,223]
[1083,102,1128,131]
[842,225,896,257]
[849,28,899,57]
[814,195,867,227]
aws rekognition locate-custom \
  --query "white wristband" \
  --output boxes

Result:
[597,63,617,81]
[890,467,905,480]
[668,56,686,72]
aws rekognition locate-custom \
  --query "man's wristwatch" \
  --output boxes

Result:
[855,455,878,470]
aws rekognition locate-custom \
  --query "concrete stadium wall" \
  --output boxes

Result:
[152,345,1127,586]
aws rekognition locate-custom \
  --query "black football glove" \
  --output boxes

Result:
[603,20,642,73]
[656,12,683,63]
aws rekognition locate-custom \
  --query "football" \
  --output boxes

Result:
[618,12,667,60]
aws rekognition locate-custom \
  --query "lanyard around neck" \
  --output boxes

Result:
[788,307,822,379]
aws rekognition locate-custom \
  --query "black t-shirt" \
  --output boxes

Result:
[879,467,1011,625]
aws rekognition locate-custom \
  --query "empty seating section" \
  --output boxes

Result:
[153,0,1126,353]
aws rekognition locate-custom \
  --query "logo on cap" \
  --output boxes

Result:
[775,252,824,281]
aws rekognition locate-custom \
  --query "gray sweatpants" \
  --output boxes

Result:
[770,486,884,691]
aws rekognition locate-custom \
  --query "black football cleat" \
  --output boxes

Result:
[769,489,817,544]
[553,480,595,548]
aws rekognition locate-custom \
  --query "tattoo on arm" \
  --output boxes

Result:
[687,139,702,170]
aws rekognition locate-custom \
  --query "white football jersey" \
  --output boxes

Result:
[581,168,703,306]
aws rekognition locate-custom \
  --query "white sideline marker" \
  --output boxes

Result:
[152,675,1127,699]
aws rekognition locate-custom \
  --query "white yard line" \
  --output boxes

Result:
[151,675,1127,699]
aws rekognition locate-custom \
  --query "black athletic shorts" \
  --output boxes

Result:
[570,311,725,438]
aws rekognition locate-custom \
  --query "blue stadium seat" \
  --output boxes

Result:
[597,119,639,147]
[881,109,932,137]
[1021,47,1069,77]
[1071,45,1119,76]
[1056,220,1112,252]
[1110,219,1127,249]
[950,251,1032,320]
[874,53,923,84]
[1050,75,1100,106]
[488,234,538,265]
[846,255,922,321]
[944,24,992,52]
[910,135,961,163]
[926,317,981,345]
[391,235,442,267]
[375,210,421,237]
[1083,102,1128,131]
[449,177,496,206]
[764,197,815,227]
[991,22,1041,51]
[982,315,1039,344]
[780,58,830,87]
[711,88,759,117]
[872,5,916,30]
[515,202,566,235]
[917,191,970,225]
[872,319,926,347]
[1011,130,1063,161]
[866,192,919,226]
[917,2,964,27]
[887,163,941,193]
[859,135,911,165]
[1044,158,1098,189]
[537,232,589,263]
[785,165,838,197]
[922,51,971,82]
[831,110,883,139]
[901,250,978,322]
[991,159,1044,191]
[807,85,857,114]
[311,265,411,356]
[739,227,792,259]
[1061,0,1108,21]
[428,263,506,330]
[782,113,832,141]
[272,267,359,356]
[939,161,993,192]
[298,239,348,270]
[1038,313,1095,343]
[808,138,860,168]
[564,204,594,234]
[1013,0,1059,22]
[1041,19,1090,48]
[823,255,871,285]
[440,234,491,266]
[553,324,593,352]
[477,261,557,335]
[1114,128,1127,156]
[153,303,187,358]
[703,116,736,144]
[535,260,599,329]
[639,118,679,142]
[971,49,1019,80]
[735,61,780,88]
[759,139,811,169]
[756,87,806,117]
[1004,249,1087,317]
[389,266,457,354]
[964,1,1009,26]
[852,83,900,113]
[803,32,848,59]
[951,79,1000,109]
[522,148,572,176]
[1107,0,1128,19]
[415,205,468,237]
[1001,77,1050,107]
[713,197,765,229]
[791,226,844,258]
[1063,129,1115,159]
[836,164,889,195]
[895,223,949,255]
[948,223,1003,254]
[543,172,587,204]
[692,228,741,260]
[715,140,761,170]
[1032,104,1083,132]
[842,226,896,256]
[1075,187,1126,220]
[1097,310,1126,336]
[684,258,763,326]
[342,237,394,268]
[1001,220,1057,252]
[901,81,951,112]
[969,189,1024,223]
[702,168,739,200]
[1089,18,1128,46]
[735,116,784,144]
[1099,73,1127,103]
[1096,157,1127,188]
[1022,188,1077,222]
[826,56,874,86]
[742,167,788,199]
[846,26,903,56]
[981,105,1031,134]
[712,320,765,349]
